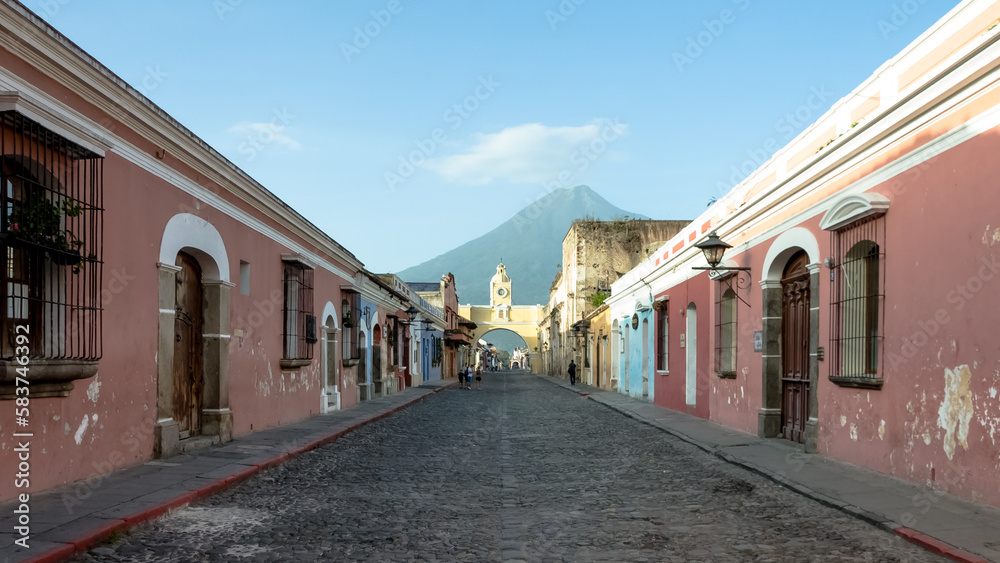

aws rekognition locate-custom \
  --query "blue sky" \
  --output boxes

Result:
[36,0,957,273]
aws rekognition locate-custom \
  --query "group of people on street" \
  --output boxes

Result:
[458,365,483,390]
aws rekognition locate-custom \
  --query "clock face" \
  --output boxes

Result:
[497,287,508,297]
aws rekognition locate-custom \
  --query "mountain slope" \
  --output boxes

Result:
[396,185,647,306]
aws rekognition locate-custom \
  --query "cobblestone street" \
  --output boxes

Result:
[70,372,946,562]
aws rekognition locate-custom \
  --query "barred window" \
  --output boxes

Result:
[1,111,103,398]
[656,305,668,371]
[715,287,737,377]
[281,260,315,363]
[829,215,885,388]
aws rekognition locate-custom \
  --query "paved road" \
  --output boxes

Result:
[69,372,945,562]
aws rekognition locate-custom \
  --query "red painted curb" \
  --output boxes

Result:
[894,527,991,563]
[22,383,455,563]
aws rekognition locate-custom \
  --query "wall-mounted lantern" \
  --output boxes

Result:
[692,230,752,307]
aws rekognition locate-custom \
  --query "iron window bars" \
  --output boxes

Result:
[828,214,885,388]
[715,285,737,378]
[282,262,315,362]
[0,110,103,366]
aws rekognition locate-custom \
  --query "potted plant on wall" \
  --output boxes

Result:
[342,309,353,328]
[6,195,87,271]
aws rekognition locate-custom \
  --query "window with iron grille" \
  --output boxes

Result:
[829,215,885,388]
[432,336,443,367]
[341,293,363,362]
[1,111,103,398]
[715,285,737,378]
[388,317,399,367]
[656,305,668,371]
[281,261,315,363]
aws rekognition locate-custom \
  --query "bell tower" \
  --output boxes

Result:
[490,261,512,314]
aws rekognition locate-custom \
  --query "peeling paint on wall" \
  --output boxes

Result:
[850,423,858,441]
[937,365,974,460]
[840,415,847,427]
[74,415,89,445]
[878,420,886,440]
[86,377,101,403]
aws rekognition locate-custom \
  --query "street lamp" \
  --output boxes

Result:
[692,230,752,307]
[693,230,731,269]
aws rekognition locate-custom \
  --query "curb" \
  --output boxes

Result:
[22,382,455,563]
[894,528,992,563]
[534,374,994,563]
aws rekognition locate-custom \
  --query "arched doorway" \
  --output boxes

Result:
[781,251,811,443]
[321,302,340,413]
[685,303,697,406]
[156,213,232,458]
[759,228,821,451]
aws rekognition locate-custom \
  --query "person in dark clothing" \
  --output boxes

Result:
[568,360,577,385]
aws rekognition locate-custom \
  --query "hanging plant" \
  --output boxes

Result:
[7,196,86,272]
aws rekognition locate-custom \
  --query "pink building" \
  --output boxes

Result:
[608,0,1000,509]
[0,2,418,502]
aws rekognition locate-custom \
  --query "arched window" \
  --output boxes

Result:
[716,288,737,376]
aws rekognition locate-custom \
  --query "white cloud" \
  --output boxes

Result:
[228,121,302,151]
[424,120,627,185]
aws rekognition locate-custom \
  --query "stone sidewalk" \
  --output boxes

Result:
[0,379,456,563]
[538,374,1000,563]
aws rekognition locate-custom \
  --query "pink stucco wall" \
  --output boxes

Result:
[0,48,360,501]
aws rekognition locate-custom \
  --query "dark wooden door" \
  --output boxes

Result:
[781,251,810,443]
[173,253,203,439]
[403,337,411,388]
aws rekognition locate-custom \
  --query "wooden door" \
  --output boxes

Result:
[403,337,411,388]
[173,253,203,439]
[780,252,810,443]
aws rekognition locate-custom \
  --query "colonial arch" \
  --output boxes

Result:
[466,317,540,372]
[478,328,530,369]
[155,213,233,457]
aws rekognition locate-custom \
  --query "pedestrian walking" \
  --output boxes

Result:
[458,367,466,388]
[466,365,473,389]
[475,366,483,390]
[568,359,577,385]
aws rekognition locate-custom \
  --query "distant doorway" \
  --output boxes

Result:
[685,303,697,406]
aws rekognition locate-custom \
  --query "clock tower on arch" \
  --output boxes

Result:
[490,262,512,319]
